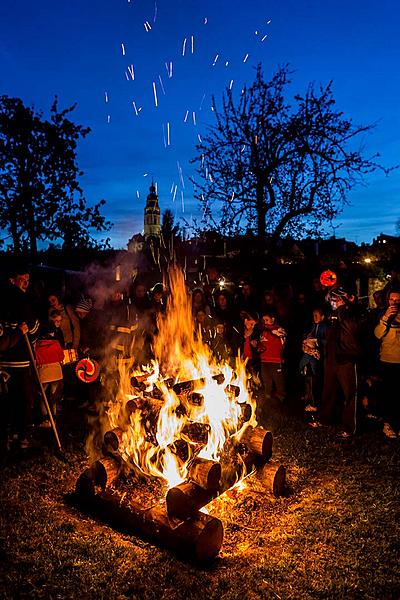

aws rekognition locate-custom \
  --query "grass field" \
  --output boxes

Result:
[1,407,399,600]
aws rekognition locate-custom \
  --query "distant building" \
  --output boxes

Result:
[127,233,144,254]
[144,183,161,240]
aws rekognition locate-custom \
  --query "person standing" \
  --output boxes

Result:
[256,309,287,422]
[0,266,40,448]
[318,287,361,438]
[374,289,400,438]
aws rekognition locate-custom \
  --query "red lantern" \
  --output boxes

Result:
[320,270,337,287]
[76,358,100,383]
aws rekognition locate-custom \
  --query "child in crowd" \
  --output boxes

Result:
[35,310,65,427]
[256,309,286,419]
[299,307,327,414]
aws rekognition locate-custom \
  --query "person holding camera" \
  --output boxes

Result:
[374,289,400,438]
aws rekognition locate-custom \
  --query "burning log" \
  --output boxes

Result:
[212,373,225,385]
[166,482,217,519]
[226,384,240,397]
[181,422,210,444]
[103,427,125,452]
[77,487,223,561]
[172,379,205,395]
[238,402,252,426]
[188,458,221,490]
[256,462,286,497]
[240,425,273,464]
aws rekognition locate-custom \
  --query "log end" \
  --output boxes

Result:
[75,468,96,499]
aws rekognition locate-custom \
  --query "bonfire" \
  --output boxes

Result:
[75,268,285,561]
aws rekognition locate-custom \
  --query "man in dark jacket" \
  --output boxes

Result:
[316,287,361,438]
[0,267,40,448]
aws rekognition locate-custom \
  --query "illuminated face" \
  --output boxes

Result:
[48,294,60,307]
[389,292,400,308]
[313,309,324,323]
[12,273,30,292]
[262,315,275,327]
[217,295,227,309]
[245,318,256,330]
[51,316,62,328]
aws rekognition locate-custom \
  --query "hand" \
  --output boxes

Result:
[19,322,29,335]
[384,305,399,319]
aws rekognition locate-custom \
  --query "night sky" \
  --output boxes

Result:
[1,0,399,248]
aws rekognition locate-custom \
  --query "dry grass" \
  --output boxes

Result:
[1,408,399,600]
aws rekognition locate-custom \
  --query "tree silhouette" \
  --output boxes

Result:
[0,96,111,257]
[192,64,391,248]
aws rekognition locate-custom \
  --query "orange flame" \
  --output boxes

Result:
[105,267,257,489]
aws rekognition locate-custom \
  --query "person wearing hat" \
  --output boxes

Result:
[315,286,361,438]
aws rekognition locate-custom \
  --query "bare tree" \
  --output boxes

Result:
[191,64,391,248]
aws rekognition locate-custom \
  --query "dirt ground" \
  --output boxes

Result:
[1,406,399,600]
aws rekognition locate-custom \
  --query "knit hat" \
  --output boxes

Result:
[75,298,93,313]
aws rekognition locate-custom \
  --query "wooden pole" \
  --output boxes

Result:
[24,333,63,452]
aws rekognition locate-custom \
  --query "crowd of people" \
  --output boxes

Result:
[0,260,399,459]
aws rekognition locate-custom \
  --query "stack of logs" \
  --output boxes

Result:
[75,375,286,561]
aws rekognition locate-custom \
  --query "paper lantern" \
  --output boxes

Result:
[76,358,100,383]
[320,270,337,287]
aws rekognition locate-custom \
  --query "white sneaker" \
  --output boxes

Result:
[383,422,397,439]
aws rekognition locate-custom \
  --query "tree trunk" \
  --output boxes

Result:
[256,180,266,248]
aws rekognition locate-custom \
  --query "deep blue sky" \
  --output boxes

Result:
[1,0,399,248]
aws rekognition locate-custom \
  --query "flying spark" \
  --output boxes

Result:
[229,79,234,90]
[192,111,196,125]
[243,53,249,63]
[172,184,177,202]
[181,191,185,213]
[158,75,166,95]
[121,43,126,55]
[165,61,173,78]
[104,92,109,103]
[191,35,194,54]
[167,122,171,146]
[203,17,208,24]
[132,101,139,115]
[212,54,219,66]
[107,115,111,124]
[153,0,158,22]
[127,64,135,80]
[261,34,268,41]
[199,93,206,110]
[197,134,202,143]
[152,81,158,107]
[184,110,189,123]
[182,37,187,56]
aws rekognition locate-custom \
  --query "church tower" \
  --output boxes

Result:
[143,182,161,240]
